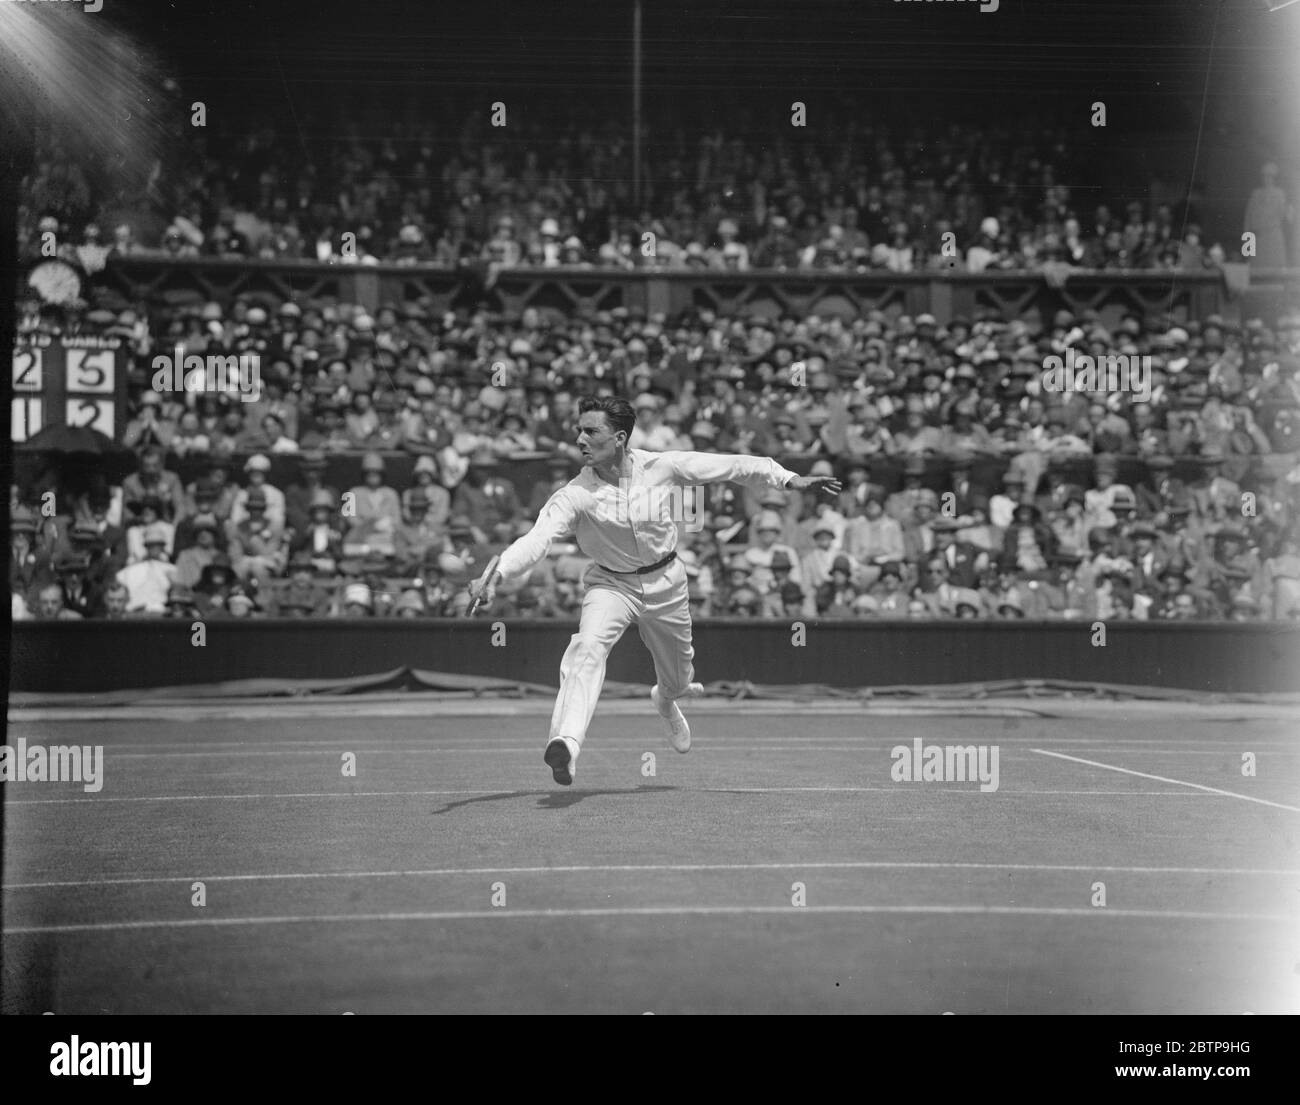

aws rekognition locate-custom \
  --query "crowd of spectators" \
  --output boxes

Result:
[12,287,1300,622]
[23,99,1286,279]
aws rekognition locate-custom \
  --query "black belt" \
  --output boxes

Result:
[598,551,678,576]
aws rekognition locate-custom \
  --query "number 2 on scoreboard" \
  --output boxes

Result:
[13,348,44,391]
[65,399,114,436]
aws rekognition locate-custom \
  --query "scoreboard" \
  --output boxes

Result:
[12,335,126,443]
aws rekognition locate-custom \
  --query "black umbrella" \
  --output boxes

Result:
[15,424,140,497]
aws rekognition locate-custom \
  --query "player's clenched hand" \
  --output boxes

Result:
[787,474,843,498]
[466,566,500,612]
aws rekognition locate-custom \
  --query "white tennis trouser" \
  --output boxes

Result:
[551,557,695,749]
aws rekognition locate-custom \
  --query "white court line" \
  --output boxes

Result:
[1031,749,1300,813]
[7,860,1298,891]
[2,787,1219,806]
[4,904,1294,936]
[96,746,1300,759]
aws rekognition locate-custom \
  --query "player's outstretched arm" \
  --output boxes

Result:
[666,449,842,499]
[466,489,579,612]
[785,472,843,499]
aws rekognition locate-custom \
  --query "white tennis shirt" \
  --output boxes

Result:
[497,448,799,580]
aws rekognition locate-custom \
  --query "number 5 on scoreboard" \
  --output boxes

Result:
[13,348,44,391]
[66,348,115,393]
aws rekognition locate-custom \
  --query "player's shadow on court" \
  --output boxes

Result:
[431,784,678,815]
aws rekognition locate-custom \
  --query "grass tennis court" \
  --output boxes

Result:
[4,699,1298,1014]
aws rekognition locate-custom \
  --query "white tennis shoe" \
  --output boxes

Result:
[544,736,580,785]
[651,683,703,753]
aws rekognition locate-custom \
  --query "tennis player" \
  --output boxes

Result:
[468,395,841,785]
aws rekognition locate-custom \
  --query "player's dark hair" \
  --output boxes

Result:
[579,395,636,443]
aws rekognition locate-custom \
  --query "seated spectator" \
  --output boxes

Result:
[452,451,521,544]
[194,555,236,617]
[496,411,539,456]
[628,395,682,451]
[125,495,176,564]
[920,556,960,617]
[894,412,945,460]
[231,454,287,529]
[258,412,300,454]
[438,514,495,587]
[760,552,805,617]
[366,392,407,451]
[713,555,755,615]
[35,581,82,620]
[400,455,449,525]
[775,579,806,619]
[102,581,131,619]
[1264,532,1300,619]
[769,410,815,457]
[1150,566,1199,620]
[801,520,844,590]
[54,551,103,619]
[210,407,250,456]
[1002,500,1056,575]
[944,452,984,517]
[116,524,176,614]
[122,392,177,452]
[417,553,460,617]
[843,494,905,570]
[394,488,447,574]
[340,582,375,618]
[183,460,238,523]
[11,506,51,602]
[345,391,380,448]
[886,456,932,523]
[344,452,404,557]
[956,500,1000,553]
[225,587,263,620]
[837,460,889,519]
[1086,455,1131,529]
[744,510,803,594]
[299,399,354,453]
[171,409,212,457]
[229,488,287,583]
[165,583,201,621]
[1040,551,1091,619]
[1190,449,1242,522]
[56,518,121,595]
[1201,525,1264,616]
[869,561,912,617]
[901,491,941,563]
[284,451,339,535]
[173,513,225,588]
[940,400,997,457]
[930,519,988,588]
[393,586,428,619]
[1049,486,1091,557]
[122,446,185,524]
[995,595,1027,619]
[815,555,859,617]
